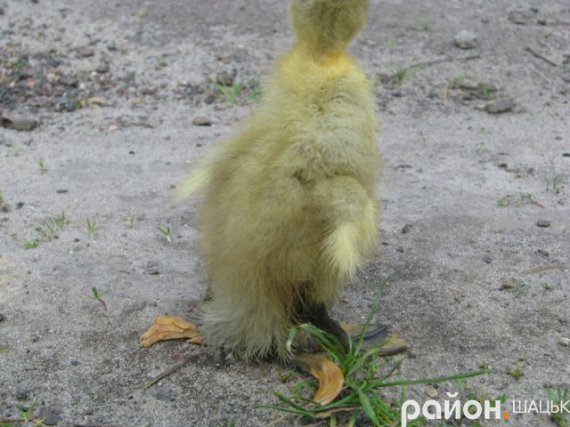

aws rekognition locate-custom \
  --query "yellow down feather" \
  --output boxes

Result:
[177,0,379,361]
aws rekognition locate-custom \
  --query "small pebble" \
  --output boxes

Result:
[145,261,160,275]
[56,189,69,194]
[16,387,30,401]
[485,98,515,114]
[215,69,236,87]
[56,96,79,112]
[1,116,39,131]
[536,220,551,228]
[60,76,79,88]
[192,117,212,126]
[38,409,61,426]
[454,30,479,49]
[75,46,95,58]
[559,337,570,347]
[152,386,176,402]
[425,386,439,398]
[95,63,110,73]
[508,10,532,25]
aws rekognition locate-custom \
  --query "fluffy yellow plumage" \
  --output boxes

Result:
[179,0,379,361]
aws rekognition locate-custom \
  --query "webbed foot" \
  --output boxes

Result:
[341,322,408,356]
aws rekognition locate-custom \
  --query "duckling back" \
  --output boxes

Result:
[194,0,379,361]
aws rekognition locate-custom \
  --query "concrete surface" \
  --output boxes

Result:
[1,0,569,425]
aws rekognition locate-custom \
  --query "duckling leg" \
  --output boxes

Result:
[303,302,350,350]
[141,316,204,347]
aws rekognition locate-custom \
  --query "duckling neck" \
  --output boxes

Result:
[292,42,350,68]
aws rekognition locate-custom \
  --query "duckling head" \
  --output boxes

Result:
[290,0,369,56]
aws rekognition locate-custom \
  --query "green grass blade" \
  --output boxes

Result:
[370,368,490,388]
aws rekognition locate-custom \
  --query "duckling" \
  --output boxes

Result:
[143,0,383,362]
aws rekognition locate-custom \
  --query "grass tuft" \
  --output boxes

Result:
[86,218,98,239]
[258,277,490,425]
[157,225,172,243]
[546,387,569,427]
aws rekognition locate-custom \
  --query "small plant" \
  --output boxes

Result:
[91,287,107,312]
[474,141,486,155]
[33,211,68,243]
[86,218,98,239]
[248,75,263,103]
[496,196,510,208]
[157,225,172,243]
[480,83,495,101]
[0,399,47,426]
[38,159,47,173]
[52,212,67,230]
[447,74,466,91]
[156,60,168,69]
[546,173,564,195]
[514,283,529,298]
[214,80,245,105]
[392,67,413,83]
[418,19,434,31]
[546,387,569,427]
[278,370,296,383]
[23,239,39,249]
[122,215,136,228]
[259,279,489,425]
[519,193,545,208]
[508,359,525,380]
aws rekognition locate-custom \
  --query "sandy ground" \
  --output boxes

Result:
[1,1,569,426]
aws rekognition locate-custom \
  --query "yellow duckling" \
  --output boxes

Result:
[144,0,382,364]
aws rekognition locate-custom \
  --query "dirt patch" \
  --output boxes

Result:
[1,1,569,426]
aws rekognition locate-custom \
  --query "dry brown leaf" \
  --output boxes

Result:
[293,353,345,405]
[141,316,201,347]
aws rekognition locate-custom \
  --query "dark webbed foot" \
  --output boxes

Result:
[342,322,408,355]
[342,322,389,343]
[300,302,409,356]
